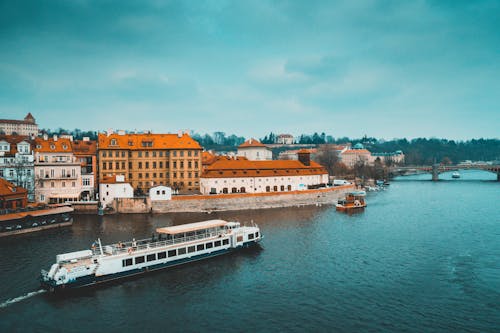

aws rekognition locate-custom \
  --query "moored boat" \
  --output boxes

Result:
[336,191,367,212]
[40,219,261,292]
[0,206,73,237]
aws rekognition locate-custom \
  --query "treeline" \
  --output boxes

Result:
[191,132,245,151]
[40,128,98,140]
[364,138,500,165]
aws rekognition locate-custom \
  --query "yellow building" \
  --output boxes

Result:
[98,132,202,194]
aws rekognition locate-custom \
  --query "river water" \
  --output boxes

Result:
[1,170,499,332]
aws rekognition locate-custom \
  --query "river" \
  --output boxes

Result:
[0,170,499,332]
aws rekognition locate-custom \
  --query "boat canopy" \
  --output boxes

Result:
[156,219,228,235]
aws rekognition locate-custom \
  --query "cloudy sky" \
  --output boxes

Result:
[0,0,498,139]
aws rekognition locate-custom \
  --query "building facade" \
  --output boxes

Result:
[236,138,272,161]
[200,152,328,195]
[72,137,97,200]
[34,136,83,203]
[98,131,203,194]
[99,175,134,208]
[275,134,294,145]
[0,178,28,210]
[0,113,38,136]
[0,135,35,201]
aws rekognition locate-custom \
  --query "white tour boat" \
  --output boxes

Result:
[40,219,261,292]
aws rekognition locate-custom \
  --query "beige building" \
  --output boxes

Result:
[34,136,83,203]
[98,131,202,194]
[236,138,272,161]
[200,151,328,195]
[0,113,38,136]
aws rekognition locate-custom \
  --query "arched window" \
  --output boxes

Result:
[265,186,270,192]
[273,186,278,192]
[222,188,228,194]
[240,187,246,193]
[287,185,292,191]
[231,187,237,193]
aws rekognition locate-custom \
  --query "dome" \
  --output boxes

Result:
[353,143,364,149]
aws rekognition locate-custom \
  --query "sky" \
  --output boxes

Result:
[0,0,499,140]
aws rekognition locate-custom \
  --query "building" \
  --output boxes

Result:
[34,135,83,203]
[200,151,328,195]
[72,137,98,200]
[372,150,405,165]
[149,185,172,201]
[275,134,294,145]
[99,175,134,208]
[278,148,318,160]
[98,131,203,194]
[0,135,35,201]
[236,138,272,161]
[340,143,374,167]
[0,113,38,136]
[0,178,28,210]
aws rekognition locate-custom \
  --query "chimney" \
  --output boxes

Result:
[53,134,58,141]
[177,130,182,138]
[43,133,48,140]
[249,138,253,144]
[107,128,114,137]
[298,150,311,166]
[83,137,90,142]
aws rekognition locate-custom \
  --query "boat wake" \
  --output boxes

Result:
[0,289,46,309]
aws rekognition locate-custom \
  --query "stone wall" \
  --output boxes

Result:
[71,201,98,214]
[151,185,354,213]
[113,197,151,214]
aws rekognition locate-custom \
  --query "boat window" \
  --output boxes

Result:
[178,247,186,255]
[168,250,176,257]
[214,240,221,247]
[237,236,243,242]
[222,239,229,245]
[158,251,166,259]
[188,246,196,253]
[255,232,259,238]
[147,254,156,262]
[206,242,213,249]
[135,256,145,264]
[248,233,254,240]
[197,244,205,251]
[122,258,133,267]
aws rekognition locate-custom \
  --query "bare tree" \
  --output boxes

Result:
[314,144,340,176]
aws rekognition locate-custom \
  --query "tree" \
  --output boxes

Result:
[314,145,340,176]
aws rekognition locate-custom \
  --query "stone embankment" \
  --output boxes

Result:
[152,185,355,213]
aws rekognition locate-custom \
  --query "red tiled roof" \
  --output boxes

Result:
[342,149,371,155]
[202,156,327,178]
[0,178,28,197]
[238,138,267,148]
[202,151,217,166]
[34,137,73,153]
[0,135,33,156]
[98,133,202,150]
[72,140,97,156]
[100,175,127,184]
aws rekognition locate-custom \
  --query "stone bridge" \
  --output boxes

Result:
[390,164,500,181]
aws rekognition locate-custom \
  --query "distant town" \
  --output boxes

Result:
[1,113,499,212]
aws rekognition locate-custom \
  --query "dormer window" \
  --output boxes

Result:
[62,144,68,150]
[36,145,41,149]
[50,145,55,150]
[111,139,117,146]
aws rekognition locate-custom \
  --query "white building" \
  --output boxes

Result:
[99,175,134,208]
[200,151,328,195]
[34,135,83,204]
[149,186,172,201]
[0,136,35,201]
[275,134,294,145]
[0,113,38,136]
[237,138,272,161]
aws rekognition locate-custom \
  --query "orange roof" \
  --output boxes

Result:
[0,178,28,197]
[297,149,312,154]
[98,133,202,150]
[238,138,268,148]
[202,151,217,166]
[0,135,33,156]
[100,175,128,184]
[34,137,73,153]
[202,156,327,178]
[72,140,97,156]
[342,149,371,155]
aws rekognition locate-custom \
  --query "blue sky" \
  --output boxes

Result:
[0,0,499,139]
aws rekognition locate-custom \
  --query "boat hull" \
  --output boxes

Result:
[41,240,259,292]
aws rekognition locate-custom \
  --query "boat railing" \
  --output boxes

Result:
[91,231,227,256]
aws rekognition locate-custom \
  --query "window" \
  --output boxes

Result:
[197,244,204,251]
[145,151,149,157]
[135,256,145,264]
[122,151,126,157]
[240,187,246,193]
[222,188,228,194]
[111,139,117,146]
[188,151,192,157]
[153,151,156,157]
[168,250,176,257]
[188,246,196,253]
[147,254,156,262]
[195,161,199,168]
[178,248,186,255]
[138,152,142,157]
[108,162,112,170]
[102,151,107,157]
[206,242,213,249]
[153,162,157,169]
[287,185,292,191]
[103,163,107,170]
[159,151,163,157]
[145,162,149,169]
[122,258,133,267]
[223,239,229,245]
[173,161,177,168]
[180,151,184,157]
[214,240,221,247]
[266,186,270,192]
[274,186,278,192]
[122,162,125,169]
[115,162,119,169]
[158,251,166,259]
[255,232,259,238]
[231,187,237,193]
[139,162,142,169]
[248,233,254,240]
[159,161,163,168]
[51,182,55,188]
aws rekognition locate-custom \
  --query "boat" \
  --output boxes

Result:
[452,171,460,179]
[0,206,73,237]
[40,219,261,292]
[336,191,367,212]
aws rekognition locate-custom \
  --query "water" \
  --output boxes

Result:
[0,170,499,332]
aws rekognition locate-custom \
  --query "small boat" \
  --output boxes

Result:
[452,172,460,179]
[336,191,367,212]
[40,219,261,292]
